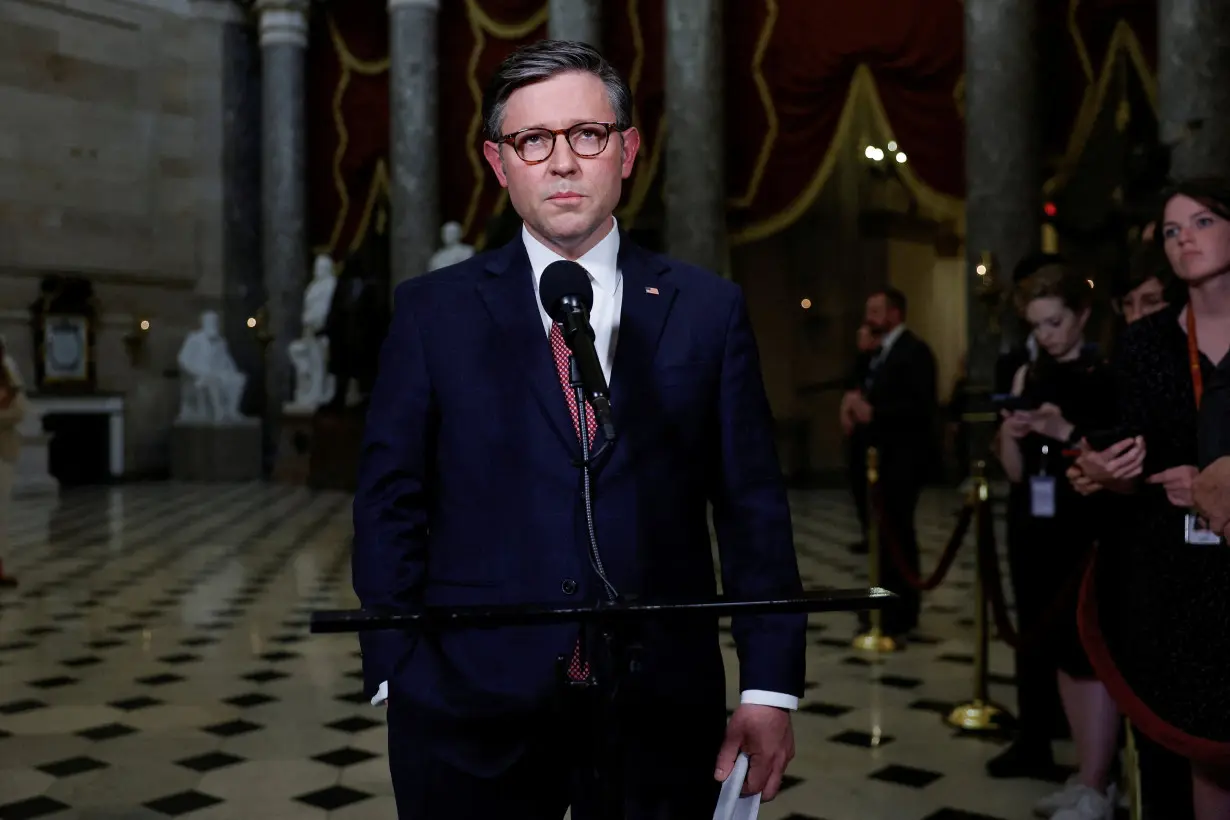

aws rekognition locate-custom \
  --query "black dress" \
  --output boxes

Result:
[1010,349,1116,678]
[1081,303,1230,761]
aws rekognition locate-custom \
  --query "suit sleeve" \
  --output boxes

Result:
[710,289,807,698]
[351,281,436,698]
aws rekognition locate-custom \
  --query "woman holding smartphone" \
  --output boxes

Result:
[1072,178,1230,819]
[992,264,1120,819]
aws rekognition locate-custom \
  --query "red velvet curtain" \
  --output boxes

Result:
[304,0,1159,257]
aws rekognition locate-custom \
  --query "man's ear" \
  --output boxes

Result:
[483,142,509,188]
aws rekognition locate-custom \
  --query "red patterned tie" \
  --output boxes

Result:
[549,322,596,680]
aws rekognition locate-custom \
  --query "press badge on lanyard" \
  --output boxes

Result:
[1030,444,1056,519]
[1183,306,1226,545]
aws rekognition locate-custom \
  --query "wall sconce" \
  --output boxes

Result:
[122,316,151,366]
[974,251,1005,333]
[862,140,908,172]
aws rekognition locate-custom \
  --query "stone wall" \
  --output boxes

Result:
[0,0,257,477]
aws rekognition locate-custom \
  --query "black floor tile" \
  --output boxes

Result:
[923,810,1010,820]
[0,698,46,715]
[0,640,37,651]
[909,699,955,715]
[202,719,262,738]
[0,795,71,819]
[144,790,223,816]
[270,634,306,645]
[878,675,923,690]
[181,636,218,647]
[242,669,288,684]
[779,774,805,791]
[326,716,383,734]
[77,723,137,741]
[828,729,894,748]
[176,751,246,773]
[157,653,202,665]
[800,702,853,718]
[313,746,380,767]
[24,626,61,637]
[336,690,371,705]
[38,755,110,777]
[28,676,78,689]
[61,655,102,668]
[937,653,975,665]
[295,785,372,811]
[86,638,125,650]
[224,692,277,709]
[259,650,299,662]
[870,763,944,788]
[137,673,185,686]
[110,623,145,634]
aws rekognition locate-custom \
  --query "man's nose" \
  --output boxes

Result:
[547,136,580,175]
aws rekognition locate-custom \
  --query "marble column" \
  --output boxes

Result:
[664,0,725,274]
[257,0,308,426]
[389,0,440,293]
[189,1,264,418]
[963,0,1040,463]
[549,0,601,46]
[1158,0,1230,179]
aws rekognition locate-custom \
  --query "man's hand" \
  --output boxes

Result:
[839,391,858,435]
[714,705,794,802]
[1066,465,1103,496]
[1075,437,1146,485]
[849,394,873,425]
[1194,457,1230,534]
[1146,465,1199,509]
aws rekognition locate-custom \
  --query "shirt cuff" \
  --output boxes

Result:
[371,680,388,706]
[740,690,799,711]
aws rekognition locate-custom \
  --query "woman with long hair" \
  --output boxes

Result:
[993,264,1120,819]
[0,338,27,587]
[1072,177,1230,819]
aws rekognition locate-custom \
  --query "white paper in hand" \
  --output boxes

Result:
[712,752,761,820]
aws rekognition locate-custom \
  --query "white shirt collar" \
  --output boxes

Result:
[878,323,906,356]
[521,218,621,294]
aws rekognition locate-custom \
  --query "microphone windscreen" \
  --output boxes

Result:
[539,260,594,321]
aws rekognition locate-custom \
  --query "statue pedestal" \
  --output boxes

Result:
[272,408,315,485]
[171,419,262,482]
[307,407,366,492]
[13,400,57,497]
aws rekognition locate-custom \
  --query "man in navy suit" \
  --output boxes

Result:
[352,39,807,818]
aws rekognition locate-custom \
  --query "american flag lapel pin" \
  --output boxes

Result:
[645,286,659,295]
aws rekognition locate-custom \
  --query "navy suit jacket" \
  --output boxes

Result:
[351,234,805,764]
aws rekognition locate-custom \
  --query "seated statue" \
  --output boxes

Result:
[287,253,338,412]
[177,310,247,424]
[427,221,475,271]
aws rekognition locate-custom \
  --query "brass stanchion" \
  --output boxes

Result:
[1126,718,1142,820]
[946,461,1012,731]
[852,447,898,653]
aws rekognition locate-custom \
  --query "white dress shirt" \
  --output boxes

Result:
[374,219,798,712]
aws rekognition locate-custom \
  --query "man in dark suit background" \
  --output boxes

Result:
[842,289,938,637]
[351,40,807,818]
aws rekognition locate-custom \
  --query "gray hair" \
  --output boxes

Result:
[482,39,633,142]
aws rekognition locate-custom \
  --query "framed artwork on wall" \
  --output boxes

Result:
[29,276,99,394]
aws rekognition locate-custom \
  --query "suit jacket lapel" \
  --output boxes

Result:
[476,239,580,457]
[607,239,675,441]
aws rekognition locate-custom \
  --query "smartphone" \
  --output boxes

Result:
[992,394,1040,413]
[1083,427,1142,452]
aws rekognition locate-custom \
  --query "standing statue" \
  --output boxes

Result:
[177,311,248,424]
[427,221,475,271]
[286,253,338,412]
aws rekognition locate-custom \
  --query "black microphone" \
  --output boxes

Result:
[539,260,616,442]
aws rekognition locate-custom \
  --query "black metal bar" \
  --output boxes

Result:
[309,587,894,634]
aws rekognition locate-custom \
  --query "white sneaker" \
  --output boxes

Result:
[1033,778,1086,817]
[1051,784,1118,820]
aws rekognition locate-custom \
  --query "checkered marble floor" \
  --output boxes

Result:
[0,482,1096,820]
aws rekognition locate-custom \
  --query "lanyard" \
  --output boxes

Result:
[1188,305,1204,410]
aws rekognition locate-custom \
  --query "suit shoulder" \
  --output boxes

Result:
[653,253,743,303]
[392,251,495,303]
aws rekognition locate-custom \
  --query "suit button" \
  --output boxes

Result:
[561,578,578,595]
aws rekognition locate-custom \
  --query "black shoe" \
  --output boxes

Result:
[849,541,868,555]
[985,740,1060,780]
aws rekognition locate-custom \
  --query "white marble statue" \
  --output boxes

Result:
[286,253,338,412]
[177,311,248,424]
[427,221,475,271]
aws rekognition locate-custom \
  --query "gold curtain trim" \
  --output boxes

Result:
[616,0,658,228]
[728,0,780,209]
[326,13,390,258]
[731,64,965,246]
[460,0,549,249]
[1044,10,1157,194]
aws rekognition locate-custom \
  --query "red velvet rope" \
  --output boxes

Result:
[1078,556,1230,766]
[869,484,974,591]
